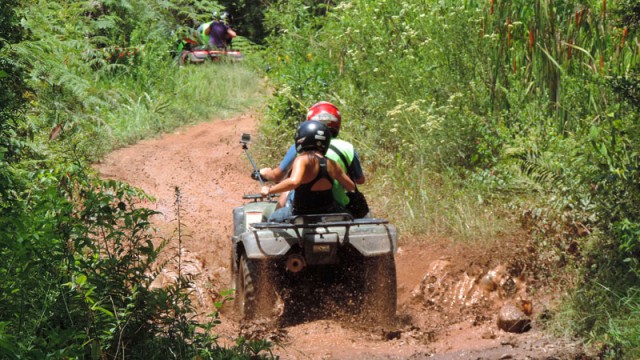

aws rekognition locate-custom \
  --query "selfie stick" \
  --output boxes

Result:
[240,133,265,187]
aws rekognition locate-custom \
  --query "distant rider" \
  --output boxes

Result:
[195,19,211,47]
[206,11,236,50]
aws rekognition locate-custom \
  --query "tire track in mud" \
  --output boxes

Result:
[95,114,589,359]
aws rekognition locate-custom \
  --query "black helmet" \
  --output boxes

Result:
[295,120,331,154]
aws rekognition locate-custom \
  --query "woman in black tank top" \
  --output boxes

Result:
[291,154,336,214]
[262,121,355,221]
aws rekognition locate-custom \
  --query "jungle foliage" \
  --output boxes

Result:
[259,0,639,357]
[1,0,270,358]
[218,0,270,43]
[4,0,640,357]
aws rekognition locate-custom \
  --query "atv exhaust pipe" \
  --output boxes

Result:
[286,254,306,273]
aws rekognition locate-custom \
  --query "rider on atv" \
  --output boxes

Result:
[261,121,355,222]
[259,102,366,215]
[232,126,397,322]
[199,11,236,50]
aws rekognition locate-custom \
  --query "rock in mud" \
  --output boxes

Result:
[497,303,532,333]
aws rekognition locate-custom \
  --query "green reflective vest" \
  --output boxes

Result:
[326,139,355,206]
[198,22,212,45]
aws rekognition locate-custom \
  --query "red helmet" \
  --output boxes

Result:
[306,101,341,137]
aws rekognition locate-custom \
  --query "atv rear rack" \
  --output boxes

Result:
[251,213,389,230]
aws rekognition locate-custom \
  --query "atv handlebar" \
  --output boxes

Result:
[243,193,278,201]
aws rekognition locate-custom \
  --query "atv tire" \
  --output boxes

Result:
[235,254,277,320]
[362,254,397,324]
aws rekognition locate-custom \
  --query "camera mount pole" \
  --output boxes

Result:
[240,134,265,187]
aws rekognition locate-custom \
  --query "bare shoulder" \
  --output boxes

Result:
[294,152,316,170]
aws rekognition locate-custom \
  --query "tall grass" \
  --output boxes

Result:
[376,164,513,240]
[261,0,638,241]
[13,0,266,160]
[261,0,640,355]
[550,263,640,359]
[99,62,265,153]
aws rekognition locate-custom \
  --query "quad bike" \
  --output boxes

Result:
[175,37,243,64]
[179,48,243,64]
[230,133,398,323]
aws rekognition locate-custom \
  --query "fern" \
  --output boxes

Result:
[516,149,565,190]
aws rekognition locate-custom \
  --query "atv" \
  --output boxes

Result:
[230,134,398,323]
[179,48,243,64]
[175,37,243,64]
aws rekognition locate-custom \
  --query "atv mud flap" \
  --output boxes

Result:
[181,50,209,63]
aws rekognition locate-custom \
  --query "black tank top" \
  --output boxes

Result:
[293,155,336,215]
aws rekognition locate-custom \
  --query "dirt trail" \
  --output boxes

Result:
[95,114,589,359]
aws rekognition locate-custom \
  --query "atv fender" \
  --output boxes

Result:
[240,222,398,259]
[348,224,398,256]
[240,229,298,259]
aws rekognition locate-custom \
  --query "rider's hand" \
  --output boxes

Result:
[250,170,260,180]
[259,168,272,181]
[260,185,270,197]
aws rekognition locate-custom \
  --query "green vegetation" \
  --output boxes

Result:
[259,0,639,357]
[0,0,270,358]
[13,0,264,159]
[3,0,640,357]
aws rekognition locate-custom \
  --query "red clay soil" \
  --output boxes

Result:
[94,114,593,359]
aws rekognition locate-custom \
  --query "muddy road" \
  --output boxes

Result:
[95,114,589,359]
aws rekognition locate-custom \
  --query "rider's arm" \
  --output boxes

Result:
[349,151,365,184]
[259,167,285,182]
[328,160,356,192]
[259,144,296,182]
[261,155,306,196]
